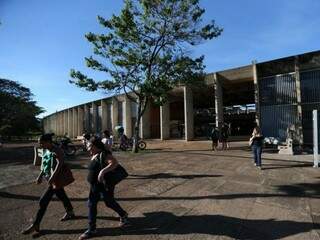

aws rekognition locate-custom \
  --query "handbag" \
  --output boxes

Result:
[52,163,75,189]
[103,164,128,186]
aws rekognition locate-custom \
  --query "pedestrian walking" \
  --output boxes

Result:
[249,126,264,169]
[210,126,220,151]
[79,136,129,240]
[22,133,75,235]
[220,123,229,150]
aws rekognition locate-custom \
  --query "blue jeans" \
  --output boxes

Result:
[88,183,126,231]
[252,145,262,166]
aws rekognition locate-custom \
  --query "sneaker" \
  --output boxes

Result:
[78,229,97,240]
[60,211,75,221]
[254,163,257,166]
[257,166,262,170]
[21,224,40,235]
[119,213,130,227]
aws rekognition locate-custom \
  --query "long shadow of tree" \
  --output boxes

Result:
[38,211,319,240]
[128,173,222,180]
[1,181,320,202]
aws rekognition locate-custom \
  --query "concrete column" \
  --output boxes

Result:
[49,116,52,133]
[68,108,73,138]
[43,118,48,133]
[184,85,194,141]
[160,101,170,140]
[57,113,60,136]
[112,98,119,131]
[52,116,55,133]
[295,56,304,145]
[73,108,78,138]
[252,61,260,126]
[63,111,68,135]
[124,96,132,137]
[54,114,58,135]
[84,104,90,133]
[140,101,151,139]
[92,102,98,134]
[55,114,58,135]
[78,106,84,136]
[59,112,63,136]
[101,99,108,131]
[214,73,224,130]
[61,112,65,135]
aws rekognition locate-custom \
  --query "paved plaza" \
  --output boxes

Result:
[0,140,320,240]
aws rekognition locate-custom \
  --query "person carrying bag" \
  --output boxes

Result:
[99,151,128,187]
[22,133,75,235]
[79,136,129,240]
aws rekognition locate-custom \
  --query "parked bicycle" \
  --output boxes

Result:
[114,136,147,151]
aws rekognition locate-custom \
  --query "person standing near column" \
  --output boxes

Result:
[220,123,229,150]
[210,126,220,151]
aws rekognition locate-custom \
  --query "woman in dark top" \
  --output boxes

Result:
[22,133,75,235]
[79,136,129,240]
[249,127,264,169]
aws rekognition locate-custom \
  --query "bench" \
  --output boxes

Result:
[278,138,293,155]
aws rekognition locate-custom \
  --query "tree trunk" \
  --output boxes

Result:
[132,99,143,153]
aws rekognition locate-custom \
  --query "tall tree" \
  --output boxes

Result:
[0,78,44,137]
[70,0,222,152]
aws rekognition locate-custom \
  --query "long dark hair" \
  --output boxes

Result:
[89,136,112,155]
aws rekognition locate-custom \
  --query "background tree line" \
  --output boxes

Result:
[0,78,43,139]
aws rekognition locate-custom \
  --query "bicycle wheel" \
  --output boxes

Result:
[138,141,146,150]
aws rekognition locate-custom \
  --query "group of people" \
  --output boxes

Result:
[83,126,129,152]
[22,133,129,239]
[211,123,264,169]
[22,123,264,238]
[210,123,230,151]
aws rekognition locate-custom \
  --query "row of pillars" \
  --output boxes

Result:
[44,86,196,141]
[43,96,134,139]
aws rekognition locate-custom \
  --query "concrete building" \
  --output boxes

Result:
[43,50,320,145]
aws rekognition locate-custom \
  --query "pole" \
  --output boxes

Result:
[313,110,319,168]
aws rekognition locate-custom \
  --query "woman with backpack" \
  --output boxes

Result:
[79,136,129,240]
[22,133,75,235]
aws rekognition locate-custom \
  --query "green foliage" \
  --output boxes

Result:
[70,0,222,151]
[70,0,222,101]
[0,78,44,136]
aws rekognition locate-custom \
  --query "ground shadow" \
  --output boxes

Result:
[142,150,312,164]
[261,163,312,170]
[276,182,320,197]
[2,180,320,202]
[128,173,222,180]
[37,211,319,240]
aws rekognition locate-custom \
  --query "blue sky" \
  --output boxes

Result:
[1,0,320,118]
